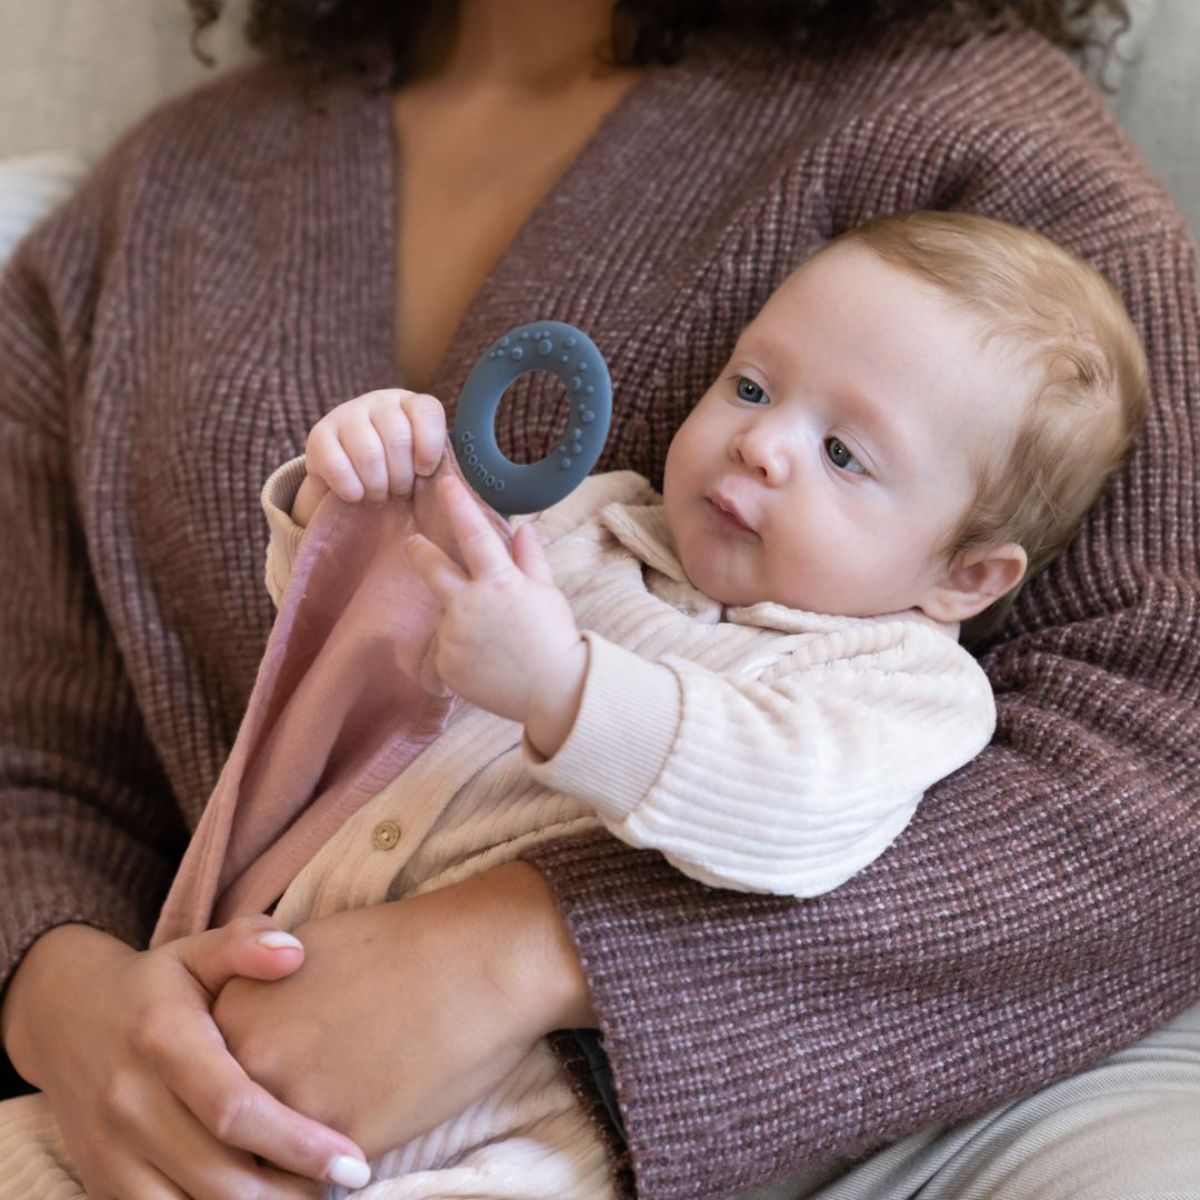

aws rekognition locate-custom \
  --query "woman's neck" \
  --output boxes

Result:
[414,0,622,95]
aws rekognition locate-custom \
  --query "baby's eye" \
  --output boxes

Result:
[735,376,769,405]
[825,437,867,475]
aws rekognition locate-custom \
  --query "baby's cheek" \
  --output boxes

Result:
[763,526,832,607]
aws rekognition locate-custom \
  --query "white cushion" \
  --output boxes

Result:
[0,150,88,267]
[1105,0,1200,242]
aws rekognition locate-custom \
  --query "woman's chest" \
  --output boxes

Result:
[392,139,571,395]
[391,77,641,394]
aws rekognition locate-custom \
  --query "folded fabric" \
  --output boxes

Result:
[152,442,506,944]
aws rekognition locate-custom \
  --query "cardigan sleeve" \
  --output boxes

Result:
[524,626,995,896]
[260,455,310,609]
[0,178,186,1020]
[520,43,1200,1200]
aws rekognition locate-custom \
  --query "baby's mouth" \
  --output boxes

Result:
[707,494,756,535]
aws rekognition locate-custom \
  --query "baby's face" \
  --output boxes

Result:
[662,242,1029,617]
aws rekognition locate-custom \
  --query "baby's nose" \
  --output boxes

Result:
[731,429,790,485]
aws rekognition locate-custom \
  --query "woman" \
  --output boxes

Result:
[0,2,1197,1198]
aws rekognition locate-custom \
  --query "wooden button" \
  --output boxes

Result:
[372,820,401,850]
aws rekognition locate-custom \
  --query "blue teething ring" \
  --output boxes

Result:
[452,321,613,518]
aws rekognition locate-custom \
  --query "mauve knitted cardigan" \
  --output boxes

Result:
[0,24,1198,1200]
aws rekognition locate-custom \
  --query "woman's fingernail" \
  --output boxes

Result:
[327,1155,372,1189]
[255,931,303,951]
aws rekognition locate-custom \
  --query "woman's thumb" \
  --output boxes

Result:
[175,915,305,997]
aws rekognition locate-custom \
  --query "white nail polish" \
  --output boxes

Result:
[327,1155,372,1189]
[255,930,303,951]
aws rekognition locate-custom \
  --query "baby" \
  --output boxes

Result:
[255,209,1145,1196]
[281,209,1145,894]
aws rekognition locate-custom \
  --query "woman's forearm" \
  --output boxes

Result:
[483,860,597,1031]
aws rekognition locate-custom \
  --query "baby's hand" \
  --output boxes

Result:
[408,474,588,756]
[293,389,446,527]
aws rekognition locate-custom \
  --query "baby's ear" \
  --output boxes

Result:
[919,543,1028,625]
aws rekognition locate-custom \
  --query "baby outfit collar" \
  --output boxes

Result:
[596,500,906,635]
[599,501,688,584]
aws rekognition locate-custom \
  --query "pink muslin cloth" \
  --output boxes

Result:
[152,444,510,945]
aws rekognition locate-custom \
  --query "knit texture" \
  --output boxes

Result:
[0,24,1198,1200]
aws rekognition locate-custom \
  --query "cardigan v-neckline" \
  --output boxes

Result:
[322,38,727,416]
[382,67,662,405]
[385,67,651,396]
[288,28,811,469]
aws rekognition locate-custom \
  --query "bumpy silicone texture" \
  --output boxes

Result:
[452,321,613,517]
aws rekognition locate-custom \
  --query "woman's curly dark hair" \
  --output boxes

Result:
[188,0,1131,87]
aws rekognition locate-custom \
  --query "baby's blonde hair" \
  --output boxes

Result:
[827,211,1147,642]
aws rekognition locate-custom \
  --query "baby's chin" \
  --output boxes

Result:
[667,517,770,606]
[676,550,763,608]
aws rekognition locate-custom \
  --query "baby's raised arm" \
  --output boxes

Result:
[291,389,447,528]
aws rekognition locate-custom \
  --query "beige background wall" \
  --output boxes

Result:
[0,0,258,162]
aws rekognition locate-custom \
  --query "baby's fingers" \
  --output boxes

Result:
[369,396,417,498]
[407,533,468,604]
[367,392,444,497]
[439,475,514,579]
[337,416,392,503]
[511,523,554,585]
[418,631,451,697]
[399,392,447,479]
[305,422,363,503]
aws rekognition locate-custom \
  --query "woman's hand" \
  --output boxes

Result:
[212,862,595,1157]
[293,389,447,528]
[0,917,373,1198]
